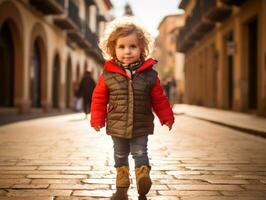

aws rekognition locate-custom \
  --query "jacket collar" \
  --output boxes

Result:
[104,58,157,79]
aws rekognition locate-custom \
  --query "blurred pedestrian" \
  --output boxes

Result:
[77,70,96,118]
[90,18,174,200]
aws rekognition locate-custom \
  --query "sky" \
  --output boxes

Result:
[109,0,183,36]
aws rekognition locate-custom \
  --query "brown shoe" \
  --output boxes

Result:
[135,165,152,195]
[111,187,128,200]
[116,166,130,188]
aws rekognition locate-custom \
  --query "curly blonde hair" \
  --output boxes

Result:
[99,17,153,60]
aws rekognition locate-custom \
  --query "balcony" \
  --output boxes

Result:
[67,30,86,48]
[84,26,103,62]
[85,0,96,6]
[177,27,194,53]
[97,15,106,23]
[30,0,65,15]
[204,0,232,22]
[221,0,247,6]
[54,0,80,30]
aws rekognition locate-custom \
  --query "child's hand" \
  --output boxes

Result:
[93,125,104,132]
[165,122,173,131]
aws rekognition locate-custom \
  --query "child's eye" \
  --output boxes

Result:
[118,45,124,49]
[130,45,137,48]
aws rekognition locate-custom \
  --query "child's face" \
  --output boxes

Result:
[115,33,142,64]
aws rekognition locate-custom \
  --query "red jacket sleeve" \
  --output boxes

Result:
[90,74,109,127]
[151,77,174,125]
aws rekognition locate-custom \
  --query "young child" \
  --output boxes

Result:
[90,18,174,200]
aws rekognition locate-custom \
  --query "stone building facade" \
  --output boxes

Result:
[178,0,266,115]
[153,14,185,103]
[0,0,112,113]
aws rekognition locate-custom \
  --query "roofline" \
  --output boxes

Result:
[157,14,184,29]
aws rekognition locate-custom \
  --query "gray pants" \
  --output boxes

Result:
[111,135,149,168]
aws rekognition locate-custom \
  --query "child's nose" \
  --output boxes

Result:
[124,47,131,53]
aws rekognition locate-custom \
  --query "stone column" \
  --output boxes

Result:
[215,24,225,109]
[89,5,97,33]
[233,7,243,112]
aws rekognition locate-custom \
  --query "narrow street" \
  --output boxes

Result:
[0,113,266,200]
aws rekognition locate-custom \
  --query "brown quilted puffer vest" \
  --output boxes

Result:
[103,68,157,138]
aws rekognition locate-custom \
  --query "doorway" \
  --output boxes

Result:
[65,57,72,108]
[247,17,258,110]
[52,54,60,108]
[225,32,234,109]
[31,39,42,108]
[0,21,15,107]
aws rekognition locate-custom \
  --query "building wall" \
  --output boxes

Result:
[0,0,111,113]
[179,0,266,115]
[154,14,185,103]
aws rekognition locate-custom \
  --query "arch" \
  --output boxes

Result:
[76,63,81,82]
[0,20,15,107]
[0,1,24,110]
[29,22,48,109]
[65,55,73,108]
[52,52,61,108]
[74,63,81,101]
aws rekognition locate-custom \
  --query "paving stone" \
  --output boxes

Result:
[0,189,7,195]
[49,184,110,190]
[0,167,37,171]
[0,183,13,188]
[6,189,72,196]
[159,179,207,185]
[168,184,243,191]
[233,174,266,179]
[55,198,110,200]
[31,179,80,184]
[81,179,115,184]
[166,170,202,175]
[158,190,220,196]
[260,179,266,183]
[38,166,92,171]
[0,170,61,175]
[1,114,266,199]
[12,184,49,189]
[221,191,266,196]
[181,197,266,200]
[241,185,266,190]
[148,196,180,200]
[0,198,54,200]
[61,171,91,175]
[0,179,31,185]
[27,175,87,179]
[186,166,239,171]
[0,175,26,179]
[72,190,113,197]
[203,178,250,184]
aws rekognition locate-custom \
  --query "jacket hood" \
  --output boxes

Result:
[104,58,157,79]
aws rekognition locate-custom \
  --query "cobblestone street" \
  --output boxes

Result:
[0,113,266,200]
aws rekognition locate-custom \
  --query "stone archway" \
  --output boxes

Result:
[65,55,73,108]
[31,38,42,108]
[52,53,61,109]
[0,1,24,111]
[29,23,48,110]
[0,20,15,107]
[76,63,81,83]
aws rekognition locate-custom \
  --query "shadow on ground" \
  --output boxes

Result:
[0,109,78,126]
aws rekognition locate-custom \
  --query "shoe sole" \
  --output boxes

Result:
[137,176,152,195]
